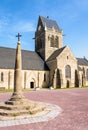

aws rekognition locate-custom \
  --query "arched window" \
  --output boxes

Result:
[39,39,42,49]
[1,72,4,81]
[65,65,71,78]
[50,35,54,47]
[54,36,58,48]
[37,38,42,50]
[86,69,88,80]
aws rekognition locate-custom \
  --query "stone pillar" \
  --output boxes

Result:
[75,70,79,87]
[82,68,86,86]
[53,69,57,88]
[56,69,63,88]
[24,71,27,89]
[5,40,25,104]
[59,69,63,88]
[14,41,22,94]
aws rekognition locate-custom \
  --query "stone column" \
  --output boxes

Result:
[53,69,57,88]
[5,40,25,104]
[59,69,63,88]
[14,41,22,94]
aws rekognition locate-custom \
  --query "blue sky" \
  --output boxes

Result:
[0,0,88,58]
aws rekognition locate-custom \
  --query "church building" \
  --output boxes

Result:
[0,16,88,90]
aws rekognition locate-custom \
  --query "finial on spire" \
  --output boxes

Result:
[16,33,22,42]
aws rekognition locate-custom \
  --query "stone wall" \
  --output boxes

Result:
[78,65,88,86]
[56,46,77,88]
[0,69,49,89]
[45,29,63,60]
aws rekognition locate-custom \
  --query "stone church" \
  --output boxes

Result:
[0,16,88,90]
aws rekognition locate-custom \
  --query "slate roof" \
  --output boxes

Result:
[77,58,88,66]
[78,66,82,71]
[40,16,61,30]
[0,47,49,70]
[47,46,66,62]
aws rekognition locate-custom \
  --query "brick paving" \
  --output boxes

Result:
[0,88,88,130]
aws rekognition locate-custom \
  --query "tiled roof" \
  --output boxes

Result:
[77,58,88,66]
[0,47,49,70]
[40,16,60,30]
[47,46,66,62]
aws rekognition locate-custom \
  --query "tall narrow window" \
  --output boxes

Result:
[37,38,42,50]
[44,73,46,82]
[50,35,54,47]
[54,36,58,48]
[83,67,85,77]
[86,69,88,80]
[1,72,4,81]
[65,65,71,78]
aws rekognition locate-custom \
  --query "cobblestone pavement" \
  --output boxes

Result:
[0,88,88,130]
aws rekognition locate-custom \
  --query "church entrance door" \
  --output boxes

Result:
[66,80,70,88]
[30,82,34,88]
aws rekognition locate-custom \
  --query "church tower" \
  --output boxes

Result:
[35,16,63,61]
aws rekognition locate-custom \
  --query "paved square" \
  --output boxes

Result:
[0,88,88,130]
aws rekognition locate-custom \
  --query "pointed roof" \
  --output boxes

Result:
[40,16,61,30]
[0,47,49,70]
[47,46,66,61]
[77,58,88,66]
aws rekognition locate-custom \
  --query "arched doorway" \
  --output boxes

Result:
[66,80,70,88]
[30,82,34,88]
[30,78,36,89]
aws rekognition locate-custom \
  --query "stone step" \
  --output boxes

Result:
[0,106,46,116]
[0,102,37,110]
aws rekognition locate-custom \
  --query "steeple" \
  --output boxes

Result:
[35,16,63,61]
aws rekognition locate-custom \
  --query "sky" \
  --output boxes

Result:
[0,0,88,59]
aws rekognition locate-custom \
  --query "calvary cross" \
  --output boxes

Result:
[16,33,22,41]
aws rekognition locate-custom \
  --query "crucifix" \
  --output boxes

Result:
[16,33,22,41]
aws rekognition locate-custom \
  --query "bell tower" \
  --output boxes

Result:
[35,16,63,61]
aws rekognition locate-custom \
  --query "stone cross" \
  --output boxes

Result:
[16,33,22,41]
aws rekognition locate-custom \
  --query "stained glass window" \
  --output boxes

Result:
[65,65,71,78]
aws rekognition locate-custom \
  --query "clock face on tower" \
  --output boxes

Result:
[38,25,41,31]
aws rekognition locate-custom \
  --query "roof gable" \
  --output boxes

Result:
[46,46,66,61]
[57,46,77,61]
[40,16,61,30]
